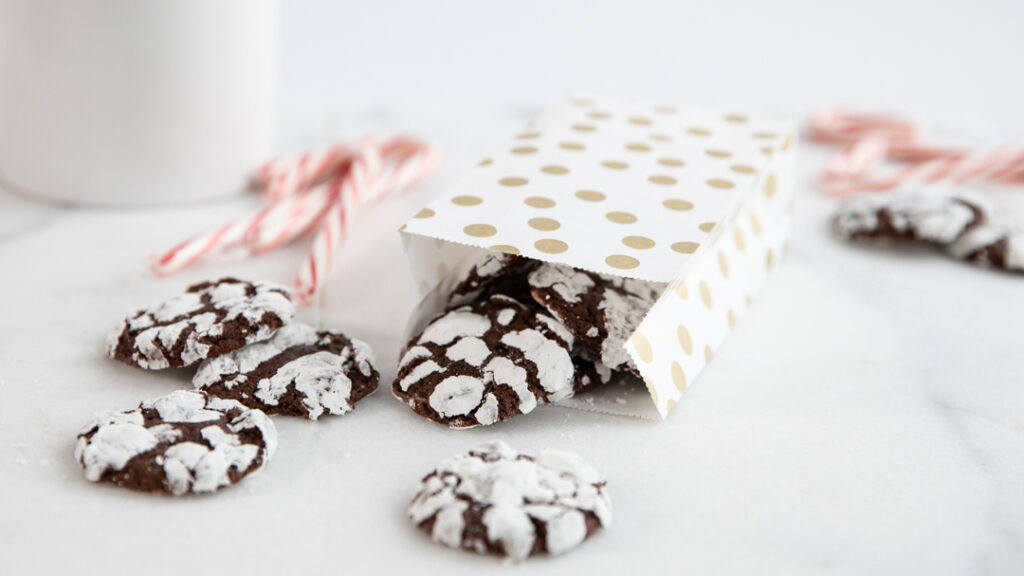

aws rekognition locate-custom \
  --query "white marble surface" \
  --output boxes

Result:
[1,102,1022,575]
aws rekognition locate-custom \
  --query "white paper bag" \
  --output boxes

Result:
[401,94,797,419]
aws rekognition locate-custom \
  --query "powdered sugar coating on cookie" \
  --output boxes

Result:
[75,390,277,495]
[947,223,1024,272]
[193,323,379,420]
[393,295,577,428]
[528,263,663,374]
[109,278,294,369]
[446,253,537,308]
[409,441,612,560]
[832,190,986,245]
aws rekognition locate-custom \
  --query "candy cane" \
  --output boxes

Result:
[291,138,439,301]
[246,178,338,254]
[808,109,1024,196]
[151,218,254,277]
[254,144,352,200]
[293,147,381,302]
[151,137,439,301]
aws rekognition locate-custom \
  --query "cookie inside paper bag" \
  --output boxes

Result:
[393,252,662,428]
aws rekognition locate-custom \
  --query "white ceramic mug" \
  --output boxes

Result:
[0,0,278,206]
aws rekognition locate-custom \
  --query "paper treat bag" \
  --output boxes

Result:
[400,95,797,419]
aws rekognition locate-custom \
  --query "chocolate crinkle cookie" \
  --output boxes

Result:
[193,322,379,420]
[946,223,1024,272]
[409,441,612,561]
[528,263,664,375]
[75,390,276,495]
[395,250,664,427]
[108,277,294,370]
[446,252,537,308]
[832,188,1024,274]
[832,190,987,245]
[393,295,578,428]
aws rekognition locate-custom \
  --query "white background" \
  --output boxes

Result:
[279,0,1024,146]
[2,1,1024,575]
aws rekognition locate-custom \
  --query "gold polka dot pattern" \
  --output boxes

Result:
[649,175,677,186]
[676,325,692,354]
[663,199,694,211]
[541,165,570,175]
[399,95,796,419]
[671,362,687,392]
[606,254,640,270]
[535,238,568,254]
[671,241,699,254]
[451,196,482,206]
[699,281,712,308]
[601,160,629,170]
[575,190,605,202]
[489,244,520,255]
[464,224,496,237]
[528,217,560,231]
[524,196,555,209]
[622,235,656,249]
[606,211,638,224]
[632,333,653,362]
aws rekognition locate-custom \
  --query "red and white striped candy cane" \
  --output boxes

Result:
[151,217,255,277]
[808,109,1024,196]
[254,144,352,201]
[245,177,339,254]
[293,147,380,302]
[292,137,439,301]
[151,136,438,302]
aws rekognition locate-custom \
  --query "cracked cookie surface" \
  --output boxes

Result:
[408,441,612,560]
[832,190,986,245]
[947,223,1024,272]
[446,252,536,309]
[75,390,277,495]
[194,322,379,420]
[109,277,294,370]
[393,295,577,428]
[527,264,663,375]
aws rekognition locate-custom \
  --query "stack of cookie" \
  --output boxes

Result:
[392,254,665,427]
[833,189,1024,272]
[77,277,380,495]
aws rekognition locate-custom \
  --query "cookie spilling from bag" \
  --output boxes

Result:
[398,95,799,419]
[393,254,659,427]
[75,390,277,495]
[408,441,612,560]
